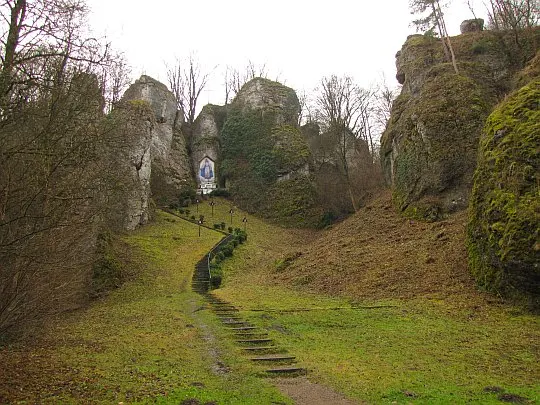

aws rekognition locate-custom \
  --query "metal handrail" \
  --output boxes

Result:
[205,234,235,282]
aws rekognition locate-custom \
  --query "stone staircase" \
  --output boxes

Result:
[192,238,306,377]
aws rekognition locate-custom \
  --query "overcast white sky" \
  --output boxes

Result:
[85,0,486,106]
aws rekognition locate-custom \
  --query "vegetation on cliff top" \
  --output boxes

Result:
[220,108,321,227]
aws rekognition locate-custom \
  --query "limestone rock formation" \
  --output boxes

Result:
[460,18,484,33]
[220,78,321,226]
[122,75,192,204]
[108,100,155,230]
[233,77,300,126]
[467,79,539,303]
[381,28,540,220]
[190,104,226,188]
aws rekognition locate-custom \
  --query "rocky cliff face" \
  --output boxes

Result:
[108,100,155,231]
[220,78,322,226]
[467,78,539,304]
[190,104,226,186]
[233,77,300,125]
[381,28,540,220]
[122,75,192,205]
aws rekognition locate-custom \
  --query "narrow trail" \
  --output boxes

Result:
[191,234,361,405]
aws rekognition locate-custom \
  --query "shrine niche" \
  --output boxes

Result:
[198,156,216,194]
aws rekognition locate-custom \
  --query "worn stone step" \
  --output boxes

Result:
[265,366,307,375]
[213,311,239,316]
[233,332,269,338]
[222,320,250,325]
[250,355,296,362]
[227,326,257,331]
[242,346,279,352]
[236,338,272,344]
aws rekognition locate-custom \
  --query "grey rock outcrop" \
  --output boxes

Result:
[233,77,300,126]
[460,18,484,33]
[109,101,154,230]
[382,27,540,220]
[122,75,192,204]
[190,104,225,186]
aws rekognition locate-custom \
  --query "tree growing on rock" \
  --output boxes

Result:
[409,0,459,74]
[166,55,211,129]
[223,60,271,105]
[487,0,539,30]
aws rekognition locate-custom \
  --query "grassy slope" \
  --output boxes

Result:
[0,210,291,404]
[1,196,538,404]
[212,192,540,404]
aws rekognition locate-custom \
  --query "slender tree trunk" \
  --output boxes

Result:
[347,181,359,212]
[435,0,459,74]
[1,0,26,99]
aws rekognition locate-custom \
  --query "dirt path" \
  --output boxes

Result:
[275,377,362,405]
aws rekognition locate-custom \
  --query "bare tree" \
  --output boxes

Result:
[223,60,270,104]
[373,76,400,132]
[314,75,377,211]
[101,54,131,112]
[410,0,459,74]
[166,55,211,127]
[297,89,313,126]
[0,0,128,336]
[487,0,539,29]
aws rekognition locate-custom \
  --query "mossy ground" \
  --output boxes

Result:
[2,197,538,404]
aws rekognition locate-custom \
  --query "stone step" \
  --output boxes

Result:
[233,332,269,338]
[222,320,250,325]
[213,311,239,316]
[242,346,279,352]
[250,355,296,362]
[227,326,257,331]
[236,338,273,344]
[265,366,307,375]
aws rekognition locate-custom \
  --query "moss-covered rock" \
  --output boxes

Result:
[220,81,321,227]
[382,28,540,220]
[271,125,311,174]
[467,79,540,303]
[382,67,495,219]
[233,77,300,126]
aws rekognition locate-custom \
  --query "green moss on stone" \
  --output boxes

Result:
[220,107,319,227]
[272,125,311,172]
[467,79,540,303]
[386,71,494,216]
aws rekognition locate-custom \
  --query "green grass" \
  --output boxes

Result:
[21,210,291,404]
[6,200,538,404]
[209,203,540,404]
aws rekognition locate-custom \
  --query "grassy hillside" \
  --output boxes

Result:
[0,210,290,404]
[1,196,538,404]
[214,192,540,404]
